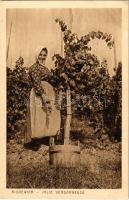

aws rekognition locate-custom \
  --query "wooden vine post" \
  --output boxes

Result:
[64,86,71,145]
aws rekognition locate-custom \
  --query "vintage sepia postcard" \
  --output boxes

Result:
[0,1,128,199]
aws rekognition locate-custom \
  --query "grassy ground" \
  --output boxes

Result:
[7,118,121,189]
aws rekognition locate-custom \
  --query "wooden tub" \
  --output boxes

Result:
[49,144,80,167]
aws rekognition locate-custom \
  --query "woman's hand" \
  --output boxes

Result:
[45,102,52,114]
[41,94,52,114]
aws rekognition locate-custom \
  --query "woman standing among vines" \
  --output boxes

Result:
[24,46,61,150]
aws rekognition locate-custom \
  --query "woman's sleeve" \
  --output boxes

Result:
[29,66,45,97]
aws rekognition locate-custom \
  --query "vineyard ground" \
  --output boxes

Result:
[7,117,121,189]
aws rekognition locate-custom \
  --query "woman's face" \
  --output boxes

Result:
[38,50,47,64]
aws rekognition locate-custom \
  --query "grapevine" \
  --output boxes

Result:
[7,19,121,141]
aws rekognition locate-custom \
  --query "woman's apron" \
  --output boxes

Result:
[25,81,61,143]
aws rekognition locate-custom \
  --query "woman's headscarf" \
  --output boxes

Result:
[35,46,47,61]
